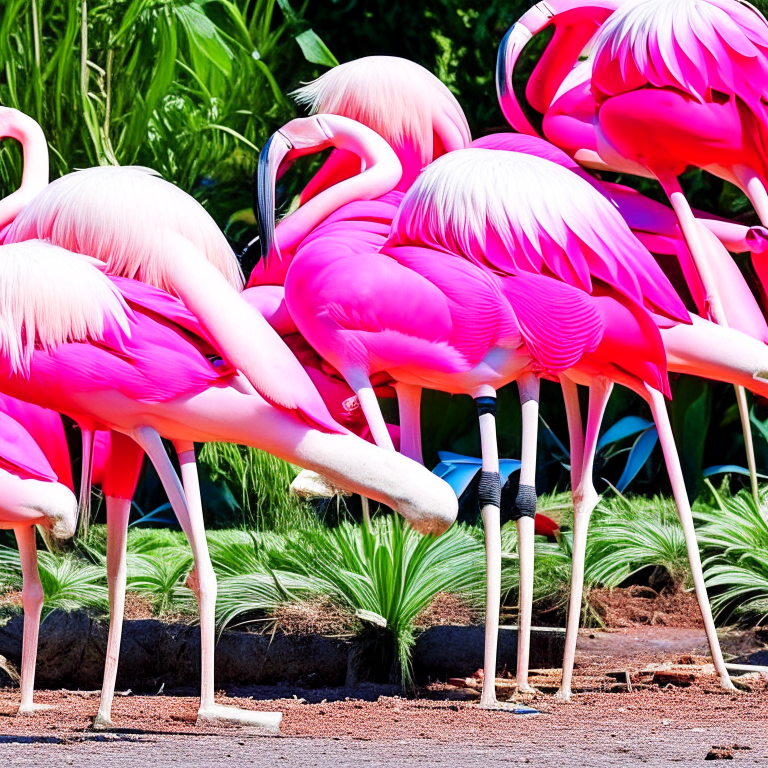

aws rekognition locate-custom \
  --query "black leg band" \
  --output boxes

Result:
[475,396,497,418]
[511,483,537,520]
[477,470,501,508]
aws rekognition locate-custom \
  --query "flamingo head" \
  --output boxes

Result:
[255,116,334,264]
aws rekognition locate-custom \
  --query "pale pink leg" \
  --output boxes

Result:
[474,387,504,709]
[645,386,735,691]
[14,526,49,715]
[515,373,539,694]
[174,441,283,729]
[559,375,584,490]
[394,382,423,464]
[128,427,281,731]
[346,371,396,452]
[93,497,131,730]
[557,377,613,701]
[77,427,95,539]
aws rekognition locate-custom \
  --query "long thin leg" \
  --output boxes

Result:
[130,427,281,731]
[394,382,423,464]
[174,441,283,728]
[514,373,539,694]
[14,526,49,715]
[657,172,759,501]
[645,386,735,691]
[93,497,131,730]
[557,377,613,701]
[345,371,396,452]
[735,385,760,505]
[76,427,95,540]
[559,375,584,492]
[474,388,503,709]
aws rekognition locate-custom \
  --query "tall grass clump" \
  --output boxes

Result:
[697,483,768,625]
[199,442,317,532]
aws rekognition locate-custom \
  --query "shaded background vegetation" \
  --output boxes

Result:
[2,0,768,509]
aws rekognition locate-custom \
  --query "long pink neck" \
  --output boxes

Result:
[275,123,401,256]
[0,112,49,229]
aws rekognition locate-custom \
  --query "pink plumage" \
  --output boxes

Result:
[389,148,690,324]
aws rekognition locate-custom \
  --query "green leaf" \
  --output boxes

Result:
[176,2,235,78]
[294,29,338,68]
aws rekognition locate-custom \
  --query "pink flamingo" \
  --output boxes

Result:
[497,0,768,499]
[0,396,77,714]
[0,239,457,727]
[258,117,734,703]
[0,106,341,438]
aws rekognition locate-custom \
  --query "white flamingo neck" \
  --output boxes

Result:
[0,110,49,230]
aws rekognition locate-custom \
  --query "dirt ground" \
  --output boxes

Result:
[1,627,767,766]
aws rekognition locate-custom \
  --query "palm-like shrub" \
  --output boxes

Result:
[696,485,768,624]
[212,516,484,686]
[585,495,690,589]
[0,544,108,615]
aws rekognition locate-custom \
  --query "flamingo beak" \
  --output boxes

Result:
[255,117,335,263]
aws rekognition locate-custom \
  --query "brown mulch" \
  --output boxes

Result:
[271,597,359,636]
[123,593,155,621]
[414,593,481,629]
[0,588,22,611]
[588,585,704,629]
[0,656,766,741]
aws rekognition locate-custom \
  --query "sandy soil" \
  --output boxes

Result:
[0,627,766,766]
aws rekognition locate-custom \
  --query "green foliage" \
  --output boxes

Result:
[212,516,484,687]
[198,442,317,532]
[0,0,335,232]
[585,494,690,589]
[0,543,108,616]
[696,484,768,625]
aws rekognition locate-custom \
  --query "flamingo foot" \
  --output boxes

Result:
[515,683,539,695]
[197,704,282,731]
[554,687,572,703]
[719,675,737,692]
[91,711,116,730]
[17,702,54,716]
[478,699,539,714]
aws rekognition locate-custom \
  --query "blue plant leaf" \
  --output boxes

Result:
[616,427,658,492]
[433,453,521,498]
[702,464,768,479]
[597,416,654,451]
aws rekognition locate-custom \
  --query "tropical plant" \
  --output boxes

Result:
[697,483,768,625]
[212,516,484,686]
[585,493,690,590]
[0,543,108,615]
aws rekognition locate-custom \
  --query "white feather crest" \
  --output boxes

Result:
[293,56,471,164]
[0,241,131,374]
[6,166,243,295]
[393,148,642,264]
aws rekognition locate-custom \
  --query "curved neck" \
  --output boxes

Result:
[0,111,49,229]
[275,116,402,255]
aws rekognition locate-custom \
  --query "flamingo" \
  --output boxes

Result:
[0,396,77,714]
[497,0,768,500]
[0,239,457,727]
[254,59,768,696]
[257,115,734,703]
[0,106,342,442]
